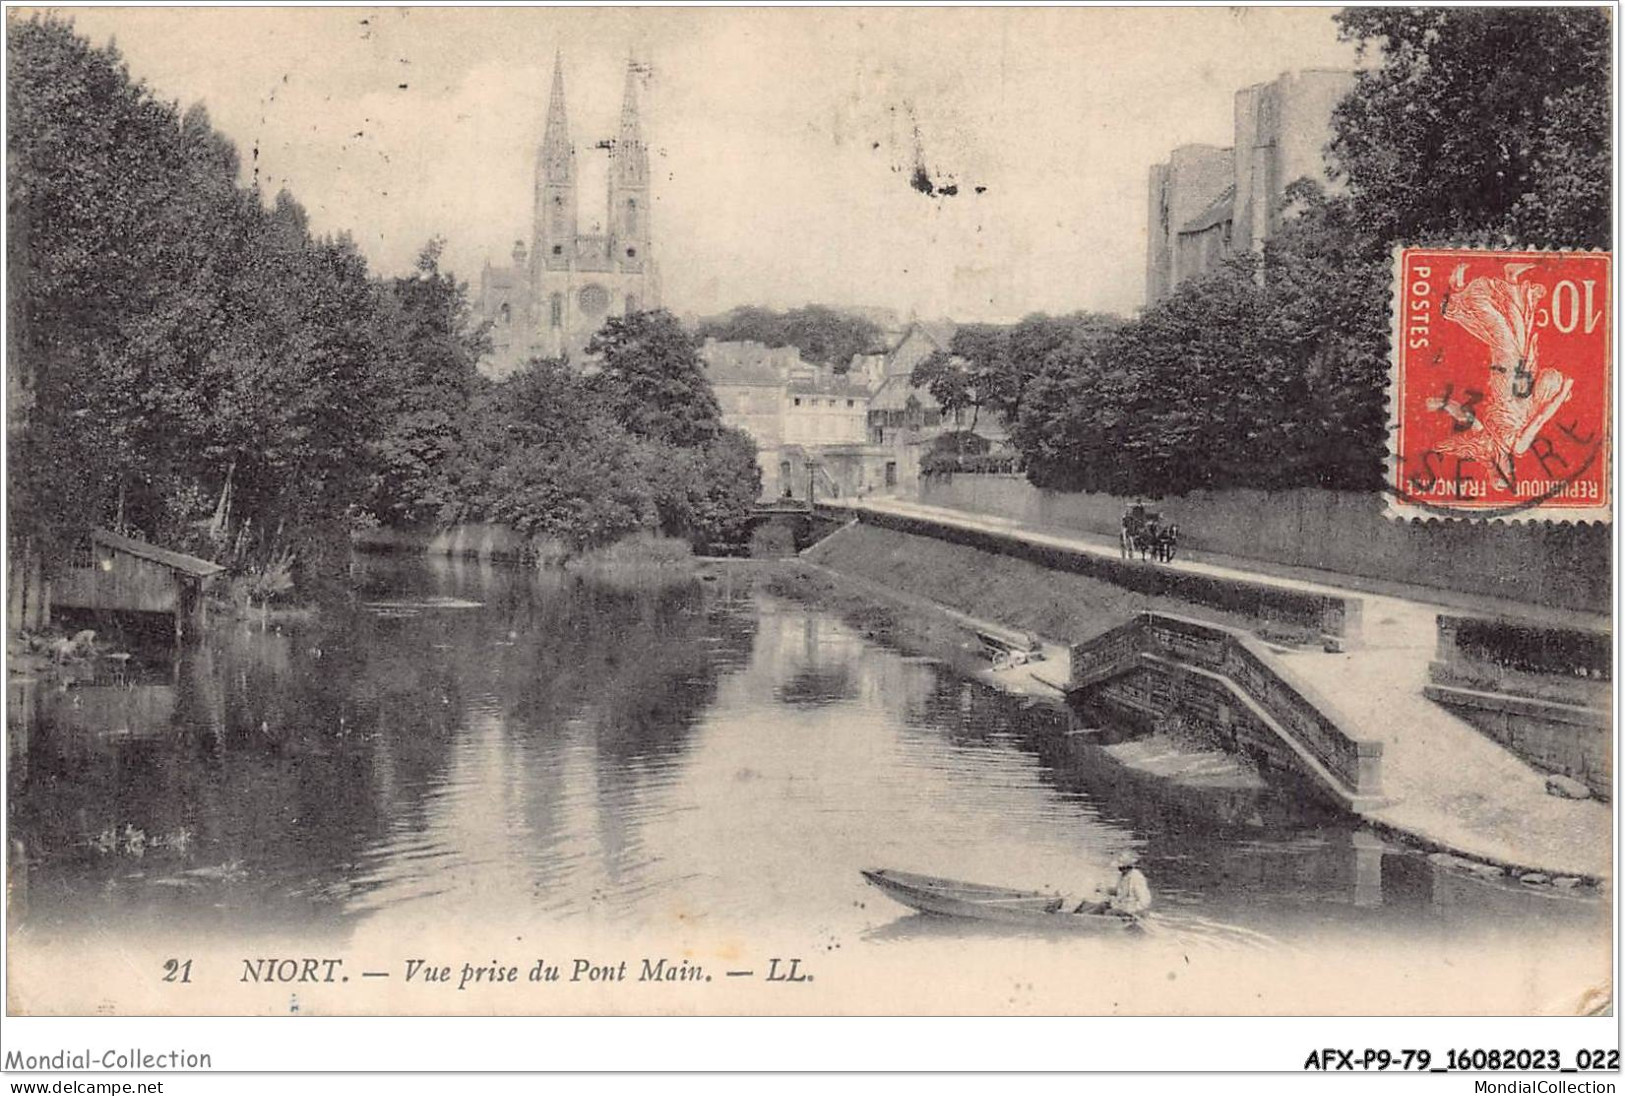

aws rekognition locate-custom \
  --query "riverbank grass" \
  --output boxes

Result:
[805,522,1311,648]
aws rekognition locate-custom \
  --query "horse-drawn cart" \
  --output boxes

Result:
[1120,504,1178,562]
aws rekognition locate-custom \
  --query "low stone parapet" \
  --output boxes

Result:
[833,503,1360,642]
[1428,614,1611,800]
[915,474,1609,613]
[1431,614,1609,705]
[1071,611,1385,811]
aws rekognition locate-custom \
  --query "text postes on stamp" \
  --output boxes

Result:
[1390,248,1611,523]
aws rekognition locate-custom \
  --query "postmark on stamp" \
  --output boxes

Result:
[1389,247,1612,522]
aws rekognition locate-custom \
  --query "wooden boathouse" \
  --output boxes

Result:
[50,528,224,643]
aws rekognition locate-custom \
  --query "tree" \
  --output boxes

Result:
[1014,327,1127,493]
[446,342,760,556]
[585,310,760,549]
[8,15,197,564]
[196,194,390,573]
[587,309,723,449]
[1018,249,1372,497]
[696,305,884,371]
[995,314,1122,427]
[910,347,980,435]
[8,15,392,586]
[914,313,1123,451]
[1111,258,1281,495]
[777,305,885,371]
[1014,8,1609,500]
[366,239,488,526]
[645,427,762,553]
[1256,182,1390,490]
[1331,7,1610,249]
[446,359,655,550]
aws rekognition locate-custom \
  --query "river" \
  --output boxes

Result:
[5,555,1608,1015]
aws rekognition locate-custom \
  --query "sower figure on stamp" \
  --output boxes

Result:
[1430,262,1574,489]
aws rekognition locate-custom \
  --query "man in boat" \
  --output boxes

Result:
[1109,853,1153,916]
[1076,853,1153,917]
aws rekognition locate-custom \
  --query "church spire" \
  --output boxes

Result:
[539,51,573,185]
[612,57,648,190]
[609,55,649,273]
[618,57,644,148]
[535,50,577,274]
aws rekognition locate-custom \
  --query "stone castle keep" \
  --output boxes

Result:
[1145,69,1354,306]
[478,55,660,375]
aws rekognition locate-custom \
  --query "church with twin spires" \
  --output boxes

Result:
[477,54,660,376]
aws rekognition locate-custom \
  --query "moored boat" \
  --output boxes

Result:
[861,868,1139,931]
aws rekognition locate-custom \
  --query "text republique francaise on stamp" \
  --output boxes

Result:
[1391,248,1611,523]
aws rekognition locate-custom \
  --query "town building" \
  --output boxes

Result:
[702,337,885,501]
[702,320,980,502]
[864,322,957,489]
[784,373,871,448]
[1145,69,1355,306]
[704,339,796,497]
[477,55,660,376]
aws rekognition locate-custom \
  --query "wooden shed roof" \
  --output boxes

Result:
[91,528,226,579]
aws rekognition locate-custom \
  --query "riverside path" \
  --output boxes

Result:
[830,496,1610,881]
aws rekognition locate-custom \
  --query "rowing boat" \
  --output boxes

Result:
[861,868,1139,932]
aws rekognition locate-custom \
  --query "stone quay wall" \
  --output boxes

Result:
[834,502,1360,640]
[917,474,1609,613]
[1426,614,1611,799]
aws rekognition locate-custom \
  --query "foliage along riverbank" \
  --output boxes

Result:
[8,15,760,610]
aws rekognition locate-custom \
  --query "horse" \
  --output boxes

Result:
[1152,523,1179,563]
[1121,517,1178,563]
[1120,519,1160,561]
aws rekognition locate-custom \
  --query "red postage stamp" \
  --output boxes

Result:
[1390,248,1612,522]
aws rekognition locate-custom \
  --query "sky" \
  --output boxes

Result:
[48,6,1361,322]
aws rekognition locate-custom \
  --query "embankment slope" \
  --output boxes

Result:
[804,522,1292,647]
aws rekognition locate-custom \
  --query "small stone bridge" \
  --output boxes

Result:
[1069,611,1386,812]
[745,502,850,553]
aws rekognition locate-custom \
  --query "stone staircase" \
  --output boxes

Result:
[1069,612,1387,812]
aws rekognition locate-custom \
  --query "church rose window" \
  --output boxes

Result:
[578,284,609,316]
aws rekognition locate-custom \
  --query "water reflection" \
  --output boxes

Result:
[7,556,1605,957]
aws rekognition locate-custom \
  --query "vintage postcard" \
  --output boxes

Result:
[3,3,1615,1060]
